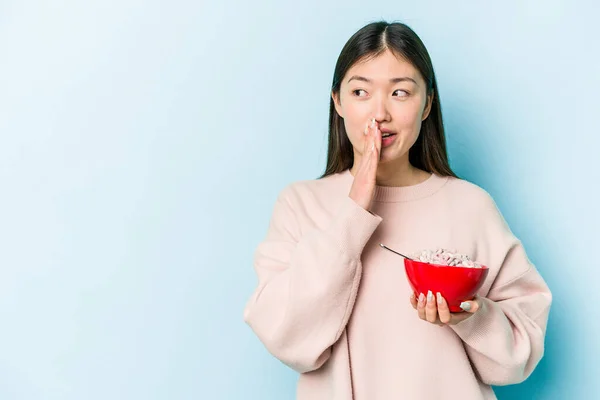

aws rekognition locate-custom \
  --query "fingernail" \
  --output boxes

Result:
[460,302,471,311]
[370,118,376,128]
[418,293,425,304]
[436,292,443,305]
[427,290,433,302]
[371,141,375,151]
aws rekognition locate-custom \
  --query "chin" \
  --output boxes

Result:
[380,148,407,163]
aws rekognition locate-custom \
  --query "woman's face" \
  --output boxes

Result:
[332,49,433,165]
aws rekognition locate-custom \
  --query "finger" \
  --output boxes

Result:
[436,292,451,324]
[373,124,382,160]
[368,117,376,150]
[370,134,377,165]
[417,292,426,320]
[357,122,372,176]
[363,136,375,179]
[368,124,379,175]
[410,292,418,309]
[362,120,370,155]
[366,117,375,144]
[425,290,437,323]
[364,137,377,185]
[459,297,480,314]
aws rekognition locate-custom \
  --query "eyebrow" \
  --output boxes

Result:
[346,75,418,85]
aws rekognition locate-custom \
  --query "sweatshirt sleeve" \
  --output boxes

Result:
[243,185,382,373]
[449,192,552,386]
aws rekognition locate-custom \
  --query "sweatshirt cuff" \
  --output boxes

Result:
[327,195,383,259]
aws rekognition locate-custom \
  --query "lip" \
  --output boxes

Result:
[381,133,397,147]
[380,128,396,134]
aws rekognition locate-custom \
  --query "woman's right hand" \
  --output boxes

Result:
[349,117,382,211]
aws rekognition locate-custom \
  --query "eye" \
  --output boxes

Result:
[393,89,409,97]
[352,89,367,97]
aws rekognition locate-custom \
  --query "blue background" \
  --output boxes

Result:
[0,1,598,399]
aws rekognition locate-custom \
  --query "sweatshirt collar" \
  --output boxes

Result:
[338,168,449,202]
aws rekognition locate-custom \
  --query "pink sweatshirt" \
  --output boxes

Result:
[243,169,552,399]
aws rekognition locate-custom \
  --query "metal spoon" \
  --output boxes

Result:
[379,243,414,261]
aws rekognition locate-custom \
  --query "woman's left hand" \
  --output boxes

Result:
[410,291,480,326]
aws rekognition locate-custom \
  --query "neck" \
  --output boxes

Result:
[350,154,429,187]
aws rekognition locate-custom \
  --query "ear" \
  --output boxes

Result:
[332,91,343,118]
[422,91,434,121]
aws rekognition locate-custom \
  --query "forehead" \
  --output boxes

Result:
[344,50,421,84]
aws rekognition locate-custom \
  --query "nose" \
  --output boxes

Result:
[372,96,390,124]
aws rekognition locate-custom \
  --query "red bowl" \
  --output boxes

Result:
[404,258,489,312]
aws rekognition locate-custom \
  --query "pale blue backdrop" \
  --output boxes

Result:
[0,0,598,399]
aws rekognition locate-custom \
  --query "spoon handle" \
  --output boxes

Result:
[379,243,414,261]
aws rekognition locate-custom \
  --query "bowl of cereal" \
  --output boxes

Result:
[405,248,489,312]
[380,245,489,312]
